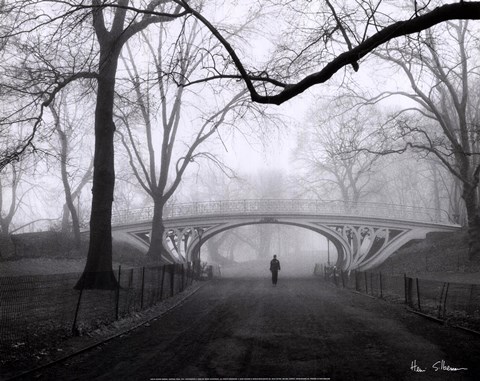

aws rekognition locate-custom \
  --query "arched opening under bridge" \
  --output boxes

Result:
[188,221,344,277]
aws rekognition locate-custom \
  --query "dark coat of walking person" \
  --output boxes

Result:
[270,255,281,285]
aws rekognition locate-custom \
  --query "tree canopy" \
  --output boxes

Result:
[2,0,480,282]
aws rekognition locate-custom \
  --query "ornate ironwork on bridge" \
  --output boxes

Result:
[109,199,458,271]
[112,199,450,225]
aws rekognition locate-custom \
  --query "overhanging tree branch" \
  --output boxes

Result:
[181,1,480,105]
[0,70,98,170]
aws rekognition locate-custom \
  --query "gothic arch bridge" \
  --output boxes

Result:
[110,199,459,271]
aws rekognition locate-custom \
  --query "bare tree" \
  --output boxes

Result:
[0,164,21,238]
[2,0,190,287]
[115,16,268,263]
[205,232,239,265]
[0,159,36,258]
[2,0,480,286]
[48,91,94,247]
[371,153,450,212]
[243,168,290,259]
[295,100,385,205]
[113,169,152,216]
[181,1,480,104]
[365,20,480,258]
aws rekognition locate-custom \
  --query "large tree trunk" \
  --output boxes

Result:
[430,162,442,222]
[61,204,70,234]
[60,158,81,248]
[206,234,234,265]
[0,232,15,259]
[463,185,480,261]
[75,48,119,290]
[147,200,176,263]
[54,109,82,248]
[228,240,238,262]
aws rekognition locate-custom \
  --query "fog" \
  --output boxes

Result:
[200,224,338,278]
[219,256,323,279]
[0,0,471,264]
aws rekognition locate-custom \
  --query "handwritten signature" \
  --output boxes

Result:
[411,360,468,373]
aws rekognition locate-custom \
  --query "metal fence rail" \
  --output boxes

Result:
[315,264,480,332]
[0,273,79,344]
[0,263,198,347]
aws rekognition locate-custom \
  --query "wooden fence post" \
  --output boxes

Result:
[170,264,175,297]
[416,278,421,311]
[466,284,477,315]
[159,265,166,301]
[181,263,185,291]
[115,265,122,320]
[442,282,450,319]
[370,273,374,296]
[187,262,192,285]
[404,274,414,307]
[379,272,383,299]
[140,267,145,310]
[72,278,84,335]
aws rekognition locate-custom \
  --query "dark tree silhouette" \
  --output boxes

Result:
[2,1,480,287]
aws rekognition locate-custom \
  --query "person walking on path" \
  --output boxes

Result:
[270,255,281,286]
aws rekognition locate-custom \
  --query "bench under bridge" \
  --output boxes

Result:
[110,199,459,271]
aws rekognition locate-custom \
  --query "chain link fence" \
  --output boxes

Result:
[0,263,211,348]
[314,264,480,332]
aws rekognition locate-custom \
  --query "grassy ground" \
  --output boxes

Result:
[374,229,480,284]
[0,258,136,276]
[0,257,86,275]
[1,280,204,379]
[0,232,147,276]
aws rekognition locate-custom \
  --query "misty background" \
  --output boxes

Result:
[0,0,475,275]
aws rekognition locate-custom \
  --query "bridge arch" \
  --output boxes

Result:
[187,220,346,268]
[109,199,459,270]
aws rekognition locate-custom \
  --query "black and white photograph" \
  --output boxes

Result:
[1,1,480,380]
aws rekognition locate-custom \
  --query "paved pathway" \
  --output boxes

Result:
[24,278,480,380]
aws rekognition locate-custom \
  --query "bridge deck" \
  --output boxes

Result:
[111,199,454,227]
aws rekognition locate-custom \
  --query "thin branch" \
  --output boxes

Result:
[182,1,480,104]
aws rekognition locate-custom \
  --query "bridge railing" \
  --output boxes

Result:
[111,199,452,226]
